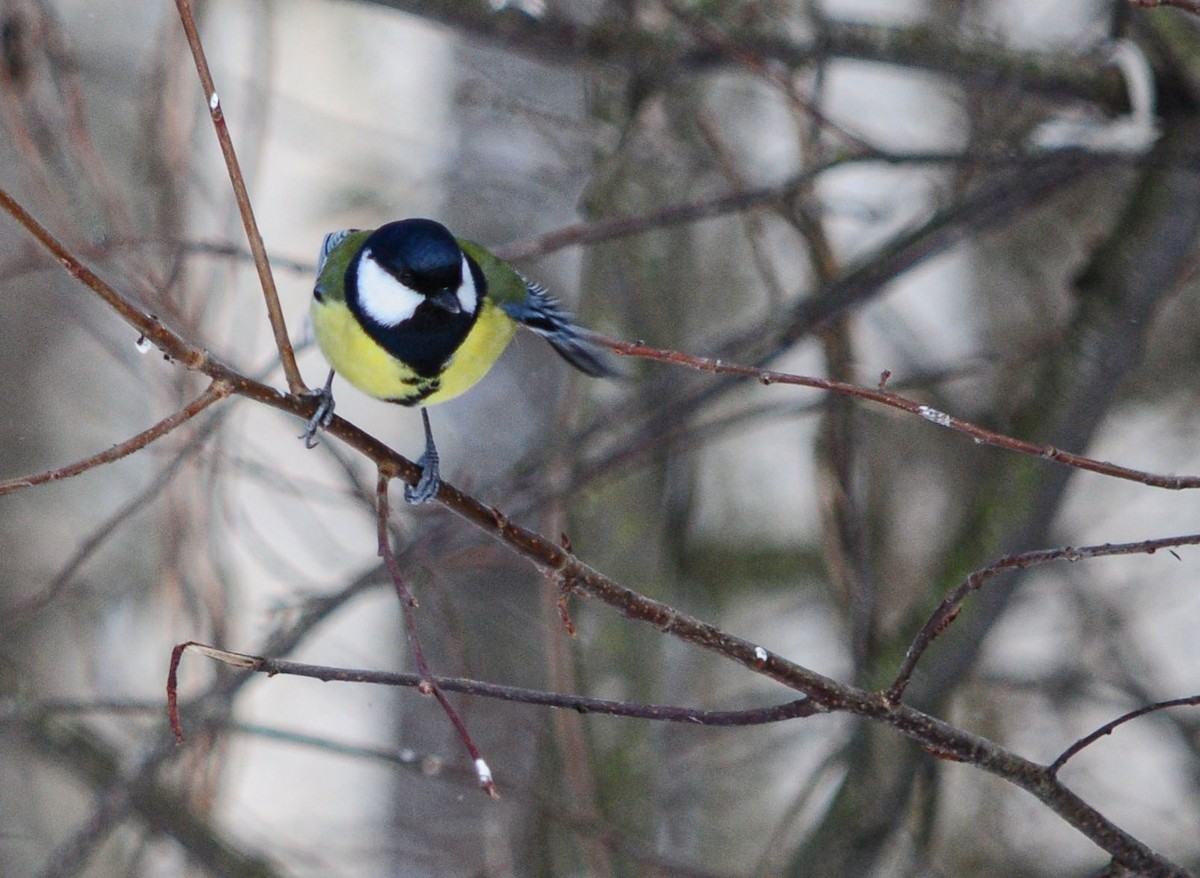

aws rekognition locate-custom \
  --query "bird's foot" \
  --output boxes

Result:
[404,451,441,505]
[300,372,336,449]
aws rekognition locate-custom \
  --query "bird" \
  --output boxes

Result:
[303,217,617,504]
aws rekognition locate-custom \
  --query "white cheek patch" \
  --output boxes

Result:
[457,254,479,315]
[356,250,425,327]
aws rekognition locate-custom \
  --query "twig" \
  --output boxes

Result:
[0,381,230,497]
[0,186,335,464]
[886,535,1200,703]
[375,472,499,798]
[173,0,304,394]
[599,337,1200,491]
[0,185,204,366]
[167,642,822,727]
[1051,694,1200,775]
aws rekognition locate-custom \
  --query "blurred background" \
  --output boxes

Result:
[3,0,1200,876]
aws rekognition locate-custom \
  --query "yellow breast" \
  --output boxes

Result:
[311,296,517,406]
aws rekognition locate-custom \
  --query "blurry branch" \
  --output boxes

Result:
[173,0,304,395]
[29,714,282,878]
[0,381,230,497]
[888,534,1200,703]
[752,156,1100,354]
[34,567,385,878]
[661,0,873,151]
[1,432,210,632]
[3,1,138,242]
[360,1,1134,109]
[499,151,1155,263]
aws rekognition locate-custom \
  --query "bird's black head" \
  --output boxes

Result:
[365,218,463,297]
[347,218,483,379]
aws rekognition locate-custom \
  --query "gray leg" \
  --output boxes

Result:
[404,407,441,505]
[300,370,336,449]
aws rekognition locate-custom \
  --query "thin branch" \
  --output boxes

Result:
[3,437,207,631]
[172,0,304,394]
[362,3,1133,109]
[1051,695,1200,776]
[169,642,823,726]
[0,185,205,367]
[599,338,1200,491]
[375,472,499,798]
[493,151,1145,263]
[0,381,230,497]
[0,185,330,461]
[887,534,1200,703]
[660,0,876,153]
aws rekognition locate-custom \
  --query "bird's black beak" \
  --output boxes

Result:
[427,288,462,314]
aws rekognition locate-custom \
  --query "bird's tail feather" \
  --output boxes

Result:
[502,281,621,378]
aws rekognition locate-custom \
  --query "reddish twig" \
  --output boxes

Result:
[0,381,230,497]
[173,0,304,395]
[1050,694,1200,775]
[376,472,499,798]
[600,337,1200,491]
[886,535,1200,703]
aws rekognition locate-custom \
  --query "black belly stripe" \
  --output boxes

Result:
[387,376,439,407]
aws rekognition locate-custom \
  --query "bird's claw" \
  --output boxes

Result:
[300,374,336,449]
[404,451,441,505]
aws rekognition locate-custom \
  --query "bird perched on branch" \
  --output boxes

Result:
[303,218,616,503]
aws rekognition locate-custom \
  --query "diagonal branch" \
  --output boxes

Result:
[599,338,1200,490]
[888,534,1200,703]
[0,380,230,497]
[375,472,499,797]
[173,0,304,394]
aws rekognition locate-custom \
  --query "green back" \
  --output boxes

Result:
[457,237,527,307]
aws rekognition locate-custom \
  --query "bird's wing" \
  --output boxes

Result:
[457,237,619,378]
[314,229,371,304]
[503,280,618,378]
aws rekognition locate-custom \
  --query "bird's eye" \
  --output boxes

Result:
[398,269,415,287]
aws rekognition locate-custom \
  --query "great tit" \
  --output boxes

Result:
[304,218,615,504]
